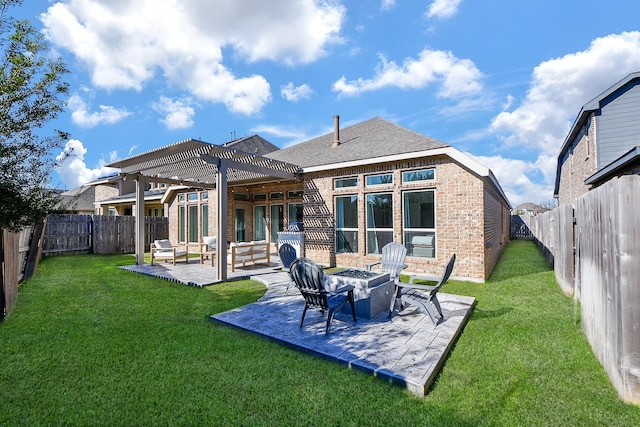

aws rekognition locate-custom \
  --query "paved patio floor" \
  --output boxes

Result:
[121,259,475,397]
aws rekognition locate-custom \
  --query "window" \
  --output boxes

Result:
[288,190,303,198]
[288,203,303,230]
[402,169,435,183]
[201,192,208,200]
[270,191,284,200]
[233,193,249,201]
[403,190,435,258]
[253,194,267,202]
[335,195,358,253]
[179,206,186,242]
[366,173,393,187]
[270,204,284,243]
[335,177,358,188]
[108,207,117,216]
[201,205,209,237]
[366,193,393,254]
[188,193,199,201]
[235,208,245,242]
[188,205,198,243]
[179,194,186,202]
[254,205,266,241]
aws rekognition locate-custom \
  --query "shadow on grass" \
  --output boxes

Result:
[469,306,513,321]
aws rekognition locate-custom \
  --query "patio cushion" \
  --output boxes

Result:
[154,239,173,251]
[202,236,217,250]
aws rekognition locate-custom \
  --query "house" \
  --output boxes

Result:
[107,116,511,283]
[55,185,99,214]
[554,71,640,206]
[513,203,548,216]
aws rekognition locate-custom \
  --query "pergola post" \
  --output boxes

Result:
[135,176,146,265]
[216,160,228,281]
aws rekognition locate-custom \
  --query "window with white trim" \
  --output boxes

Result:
[335,195,358,253]
[366,193,393,254]
[403,190,436,258]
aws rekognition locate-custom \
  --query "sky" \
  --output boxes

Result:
[13,0,640,206]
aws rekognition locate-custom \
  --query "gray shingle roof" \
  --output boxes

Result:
[266,117,449,168]
[221,134,279,155]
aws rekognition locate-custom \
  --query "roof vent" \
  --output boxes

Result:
[332,115,340,148]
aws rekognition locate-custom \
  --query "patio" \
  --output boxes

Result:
[123,257,475,397]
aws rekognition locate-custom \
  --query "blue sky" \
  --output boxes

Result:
[15,0,640,206]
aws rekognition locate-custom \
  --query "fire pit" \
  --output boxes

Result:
[325,269,394,319]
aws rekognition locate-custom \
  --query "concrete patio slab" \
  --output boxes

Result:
[211,271,475,397]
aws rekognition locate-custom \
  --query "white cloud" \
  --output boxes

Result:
[332,48,483,98]
[281,83,314,102]
[427,0,463,19]
[491,31,640,156]
[68,93,130,128]
[152,96,196,130]
[41,0,345,116]
[55,139,117,189]
[381,0,396,11]
[475,154,554,207]
[251,124,308,141]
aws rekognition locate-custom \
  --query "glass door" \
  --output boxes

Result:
[270,204,284,243]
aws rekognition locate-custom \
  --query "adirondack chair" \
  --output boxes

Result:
[278,243,298,295]
[389,254,456,325]
[366,241,408,285]
[289,257,357,334]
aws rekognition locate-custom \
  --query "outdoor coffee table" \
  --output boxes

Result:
[325,269,394,319]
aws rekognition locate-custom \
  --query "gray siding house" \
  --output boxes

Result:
[555,71,640,205]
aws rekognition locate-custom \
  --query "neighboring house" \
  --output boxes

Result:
[108,117,511,283]
[513,203,548,216]
[554,71,640,206]
[55,185,98,214]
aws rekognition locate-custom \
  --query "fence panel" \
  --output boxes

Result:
[93,216,136,254]
[42,215,169,256]
[1,230,20,319]
[575,175,640,404]
[554,205,574,295]
[41,214,92,256]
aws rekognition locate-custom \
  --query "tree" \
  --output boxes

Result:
[0,0,69,231]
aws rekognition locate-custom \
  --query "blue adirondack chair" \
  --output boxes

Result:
[278,243,298,295]
[389,253,456,325]
[289,257,356,334]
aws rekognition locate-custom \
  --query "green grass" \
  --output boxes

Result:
[1,241,639,426]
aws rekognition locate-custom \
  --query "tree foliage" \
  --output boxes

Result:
[0,0,69,231]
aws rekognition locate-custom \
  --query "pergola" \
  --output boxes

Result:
[107,139,302,281]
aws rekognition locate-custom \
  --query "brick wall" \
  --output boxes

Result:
[303,156,507,282]
[163,155,509,282]
[557,114,598,206]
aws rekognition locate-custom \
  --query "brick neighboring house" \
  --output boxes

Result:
[108,117,511,283]
[554,71,640,206]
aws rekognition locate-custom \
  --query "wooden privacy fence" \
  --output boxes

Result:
[42,214,169,256]
[527,175,640,404]
[1,225,42,319]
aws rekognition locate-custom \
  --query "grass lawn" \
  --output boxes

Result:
[1,240,639,426]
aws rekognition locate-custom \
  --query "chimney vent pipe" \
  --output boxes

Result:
[332,115,340,148]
